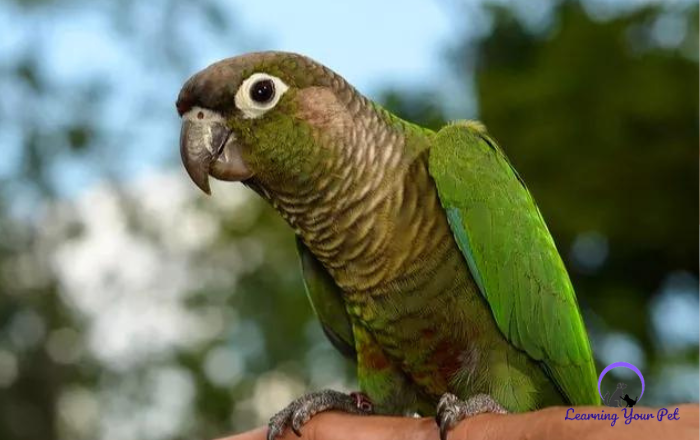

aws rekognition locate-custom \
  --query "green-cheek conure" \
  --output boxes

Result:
[176,52,599,440]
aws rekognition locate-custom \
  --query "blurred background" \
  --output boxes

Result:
[0,0,697,439]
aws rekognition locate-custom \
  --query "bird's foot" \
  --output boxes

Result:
[267,390,373,440]
[436,393,507,440]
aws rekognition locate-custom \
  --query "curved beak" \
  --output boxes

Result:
[179,117,253,195]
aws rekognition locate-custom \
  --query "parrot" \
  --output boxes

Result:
[176,51,600,440]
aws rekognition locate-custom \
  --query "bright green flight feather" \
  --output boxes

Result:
[428,122,599,405]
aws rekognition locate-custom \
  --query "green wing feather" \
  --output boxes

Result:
[428,121,599,405]
[296,237,356,360]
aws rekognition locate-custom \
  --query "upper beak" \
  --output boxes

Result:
[179,117,253,195]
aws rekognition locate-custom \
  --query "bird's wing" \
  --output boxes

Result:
[296,237,356,360]
[428,121,599,405]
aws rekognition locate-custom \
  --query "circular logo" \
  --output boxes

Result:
[598,361,645,402]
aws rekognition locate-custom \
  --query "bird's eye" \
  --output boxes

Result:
[235,73,290,119]
[250,79,275,103]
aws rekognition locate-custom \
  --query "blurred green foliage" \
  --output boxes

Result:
[475,1,698,353]
[0,1,697,440]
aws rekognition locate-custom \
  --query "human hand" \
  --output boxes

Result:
[216,404,698,440]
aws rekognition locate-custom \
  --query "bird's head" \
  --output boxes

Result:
[176,51,375,198]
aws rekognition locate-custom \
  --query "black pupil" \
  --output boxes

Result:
[250,79,275,103]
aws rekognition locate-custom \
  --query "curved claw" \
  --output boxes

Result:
[291,403,312,438]
[435,393,507,440]
[350,392,374,413]
[266,390,373,439]
[436,393,461,440]
[267,406,293,440]
[291,410,307,437]
[439,418,452,440]
[266,425,283,440]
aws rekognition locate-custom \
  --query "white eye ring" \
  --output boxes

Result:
[235,73,289,119]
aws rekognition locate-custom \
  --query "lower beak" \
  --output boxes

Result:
[180,119,253,195]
